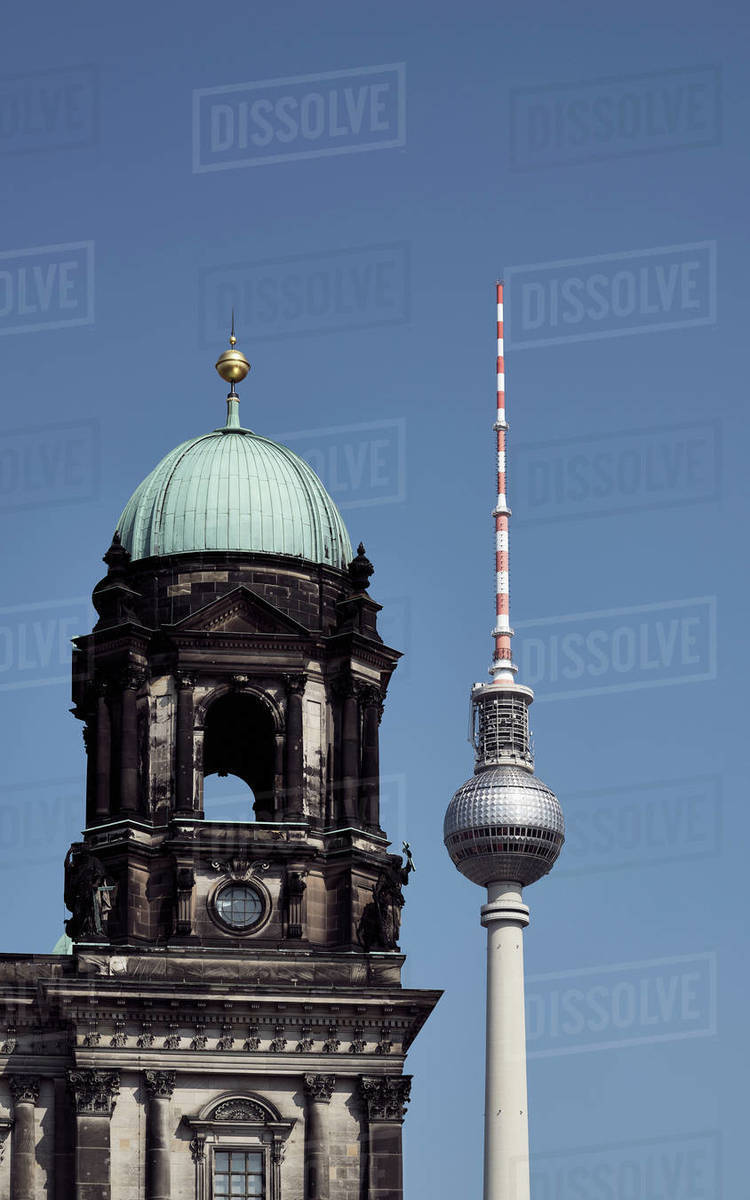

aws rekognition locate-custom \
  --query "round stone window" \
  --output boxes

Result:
[214,883,264,931]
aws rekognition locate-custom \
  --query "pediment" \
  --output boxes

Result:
[169,587,310,637]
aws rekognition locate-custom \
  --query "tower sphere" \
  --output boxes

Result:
[444,765,564,887]
[215,346,250,385]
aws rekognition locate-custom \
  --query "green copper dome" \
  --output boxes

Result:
[117,400,352,569]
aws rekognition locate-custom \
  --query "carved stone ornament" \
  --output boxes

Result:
[8,1076,40,1105]
[163,1026,181,1050]
[348,542,374,591]
[1,1027,17,1054]
[213,1098,267,1122]
[359,1075,411,1123]
[68,1069,120,1116]
[211,857,269,882]
[349,1025,367,1054]
[190,1134,206,1163]
[137,1024,155,1049]
[191,1030,208,1051]
[303,1074,335,1103]
[269,1025,287,1053]
[243,1024,261,1051]
[144,1071,176,1099]
[282,672,306,696]
[217,1026,235,1051]
[121,665,147,691]
[360,684,384,710]
[110,1021,127,1048]
[322,1025,341,1054]
[375,1030,393,1055]
[295,1025,314,1053]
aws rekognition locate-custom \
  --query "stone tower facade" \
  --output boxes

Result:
[0,363,439,1199]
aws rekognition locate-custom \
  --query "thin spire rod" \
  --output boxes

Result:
[490,282,516,681]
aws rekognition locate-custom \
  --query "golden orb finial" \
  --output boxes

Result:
[215,310,250,388]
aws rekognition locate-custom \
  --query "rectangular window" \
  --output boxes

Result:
[214,1150,265,1199]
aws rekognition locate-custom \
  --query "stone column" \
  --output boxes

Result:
[284,675,306,820]
[360,686,382,828]
[8,1076,39,1200]
[175,675,195,815]
[53,1076,75,1199]
[144,1071,175,1200]
[68,1069,119,1200]
[119,668,142,815]
[359,1076,411,1200]
[95,681,112,822]
[340,679,360,824]
[303,1074,335,1200]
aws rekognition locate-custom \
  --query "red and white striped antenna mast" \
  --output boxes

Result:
[491,281,517,682]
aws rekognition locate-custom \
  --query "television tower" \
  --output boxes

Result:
[444,283,565,1200]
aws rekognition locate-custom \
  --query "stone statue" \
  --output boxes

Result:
[64,846,118,939]
[358,849,414,951]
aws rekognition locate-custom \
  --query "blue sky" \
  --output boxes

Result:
[1,0,747,1195]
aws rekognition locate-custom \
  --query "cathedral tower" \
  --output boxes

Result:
[0,334,439,1199]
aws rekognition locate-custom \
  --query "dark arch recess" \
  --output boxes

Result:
[203,692,276,821]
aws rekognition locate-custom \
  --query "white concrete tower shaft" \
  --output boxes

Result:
[481,881,531,1200]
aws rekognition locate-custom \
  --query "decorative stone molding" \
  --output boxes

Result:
[144,1070,176,1099]
[176,866,195,936]
[68,1069,120,1116]
[359,1075,412,1123]
[183,1092,296,1200]
[8,1076,39,1105]
[303,1074,335,1103]
[213,1098,267,1121]
[285,870,307,939]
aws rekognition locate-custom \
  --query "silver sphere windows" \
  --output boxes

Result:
[215,883,264,931]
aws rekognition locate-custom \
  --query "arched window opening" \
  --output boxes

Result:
[203,693,276,821]
[202,772,256,822]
